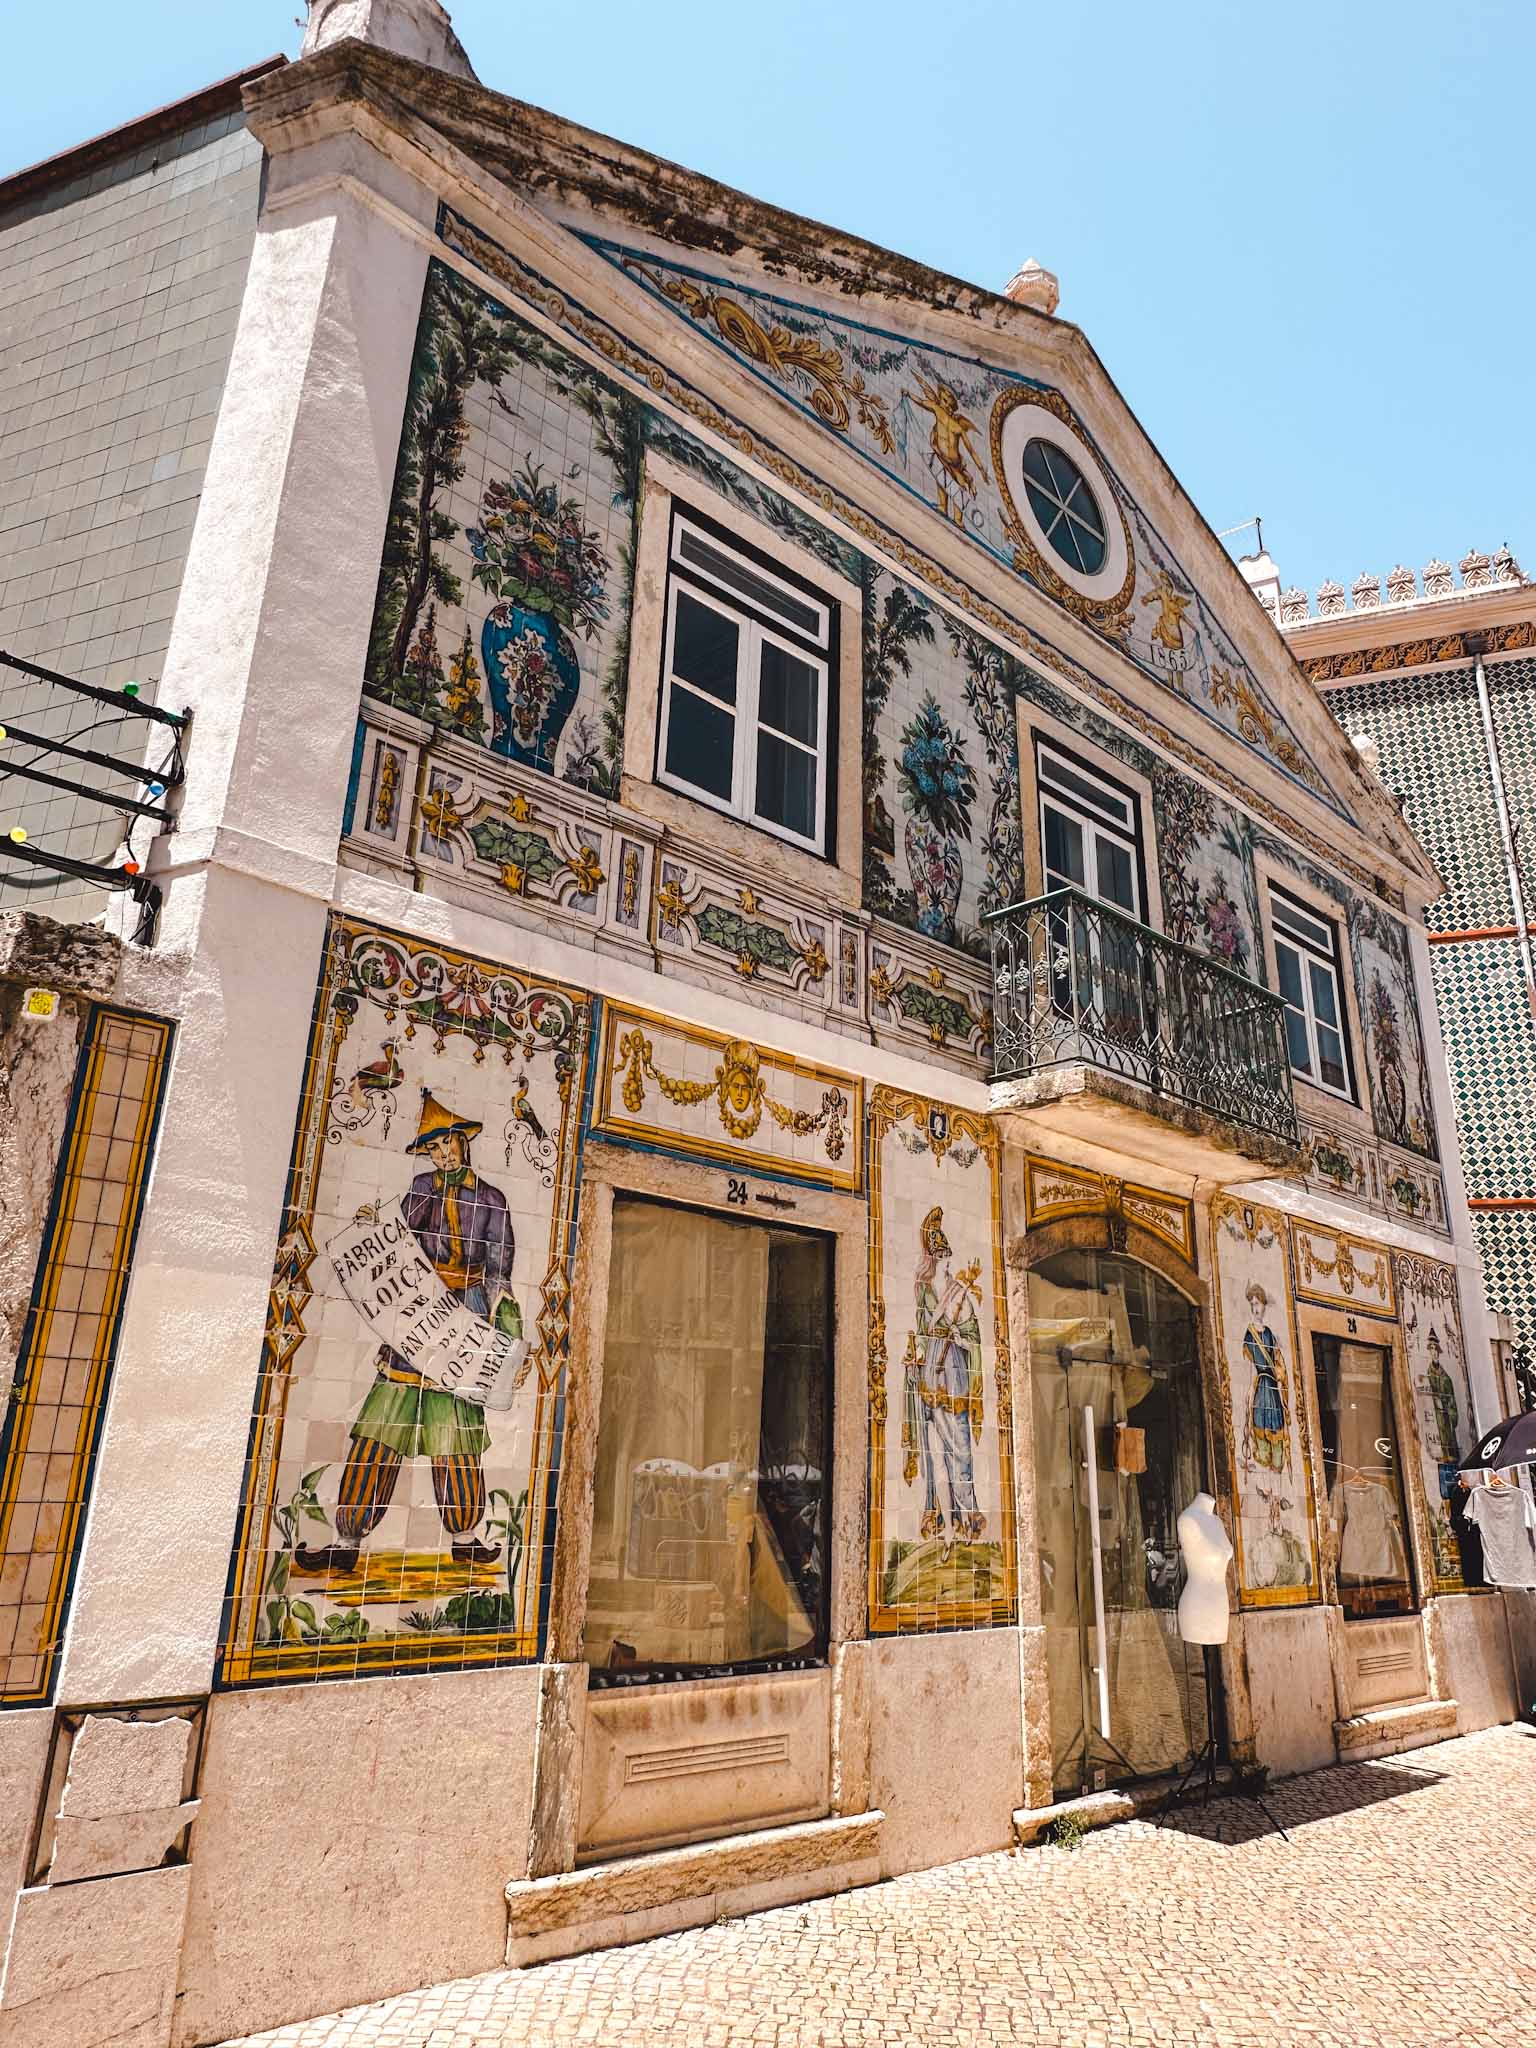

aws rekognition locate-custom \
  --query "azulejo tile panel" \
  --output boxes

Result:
[1020,1154,1195,1266]
[1351,898,1437,1160]
[1150,764,1262,977]
[593,236,1342,817]
[651,855,841,1018]
[360,721,619,916]
[590,1003,861,1193]
[361,257,640,800]
[867,929,992,1071]
[433,204,1400,920]
[1377,1141,1448,1233]
[219,916,591,1686]
[1469,1205,1536,1388]
[1393,1252,1475,1593]
[1435,935,1536,1200]
[862,567,1023,956]
[1210,1197,1320,1608]
[362,213,1427,1133]
[0,1007,173,1705]
[866,1088,1016,1633]
[1290,1222,1396,1319]
[1289,1114,1450,1238]
[1295,1114,1379,1212]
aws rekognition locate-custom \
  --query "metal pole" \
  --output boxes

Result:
[1082,1403,1112,1743]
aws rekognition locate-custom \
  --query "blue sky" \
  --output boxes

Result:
[10,0,1532,599]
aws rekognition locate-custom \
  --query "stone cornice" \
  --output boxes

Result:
[1287,581,1536,683]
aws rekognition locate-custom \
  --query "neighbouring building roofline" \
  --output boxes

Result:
[0,54,288,212]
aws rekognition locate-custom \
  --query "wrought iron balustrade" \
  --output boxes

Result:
[985,887,1299,1146]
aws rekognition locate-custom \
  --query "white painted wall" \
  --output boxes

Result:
[58,141,435,1706]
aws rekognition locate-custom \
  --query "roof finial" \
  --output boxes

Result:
[1003,258,1060,316]
[301,0,478,80]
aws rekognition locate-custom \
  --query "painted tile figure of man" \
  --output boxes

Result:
[902,1205,985,1545]
[1421,1324,1461,1463]
[1241,1280,1289,1474]
[298,1089,521,1572]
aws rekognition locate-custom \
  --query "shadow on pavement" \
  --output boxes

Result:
[1152,1755,1447,1846]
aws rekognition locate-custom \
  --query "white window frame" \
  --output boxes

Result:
[1270,887,1354,1101]
[657,515,832,856]
[1036,740,1144,920]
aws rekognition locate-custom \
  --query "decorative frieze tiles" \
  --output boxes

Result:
[867,928,992,1071]
[348,710,657,965]
[1020,1152,1196,1266]
[346,709,992,1066]
[651,852,854,1026]
[1290,1219,1396,1318]
[1292,1110,1449,1237]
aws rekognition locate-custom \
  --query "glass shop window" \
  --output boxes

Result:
[582,1195,833,1681]
[1312,1333,1418,1619]
[1271,888,1353,1100]
[657,511,834,854]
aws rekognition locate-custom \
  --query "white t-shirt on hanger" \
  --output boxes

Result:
[1463,1481,1536,1589]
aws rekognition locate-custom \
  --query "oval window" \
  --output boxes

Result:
[1020,438,1108,576]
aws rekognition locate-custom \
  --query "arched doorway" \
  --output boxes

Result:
[1028,1247,1211,1796]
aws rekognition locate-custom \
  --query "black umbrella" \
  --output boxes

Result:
[1467,1411,1536,1471]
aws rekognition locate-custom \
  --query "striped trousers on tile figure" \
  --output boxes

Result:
[333,1435,487,1543]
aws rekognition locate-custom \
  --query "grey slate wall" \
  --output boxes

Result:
[0,106,263,918]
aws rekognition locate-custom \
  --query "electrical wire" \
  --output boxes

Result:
[0,683,174,890]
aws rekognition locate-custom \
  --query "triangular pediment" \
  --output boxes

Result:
[586,235,1352,819]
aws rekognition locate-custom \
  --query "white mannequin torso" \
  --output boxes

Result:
[1176,1491,1232,1644]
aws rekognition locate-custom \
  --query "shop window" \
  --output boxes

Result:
[1270,887,1353,1099]
[657,511,834,854]
[1027,1248,1209,1795]
[583,1195,832,1681]
[1312,1333,1418,1619]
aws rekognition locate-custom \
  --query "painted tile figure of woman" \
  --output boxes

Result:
[1241,1280,1290,1474]
[902,1206,986,1546]
[297,1089,521,1573]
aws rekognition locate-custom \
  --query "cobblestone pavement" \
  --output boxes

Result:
[225,1726,1536,2048]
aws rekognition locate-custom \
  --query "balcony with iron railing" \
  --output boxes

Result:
[985,886,1304,1179]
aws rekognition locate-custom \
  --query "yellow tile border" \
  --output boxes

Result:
[866,1086,1017,1633]
[217,913,587,1686]
[1209,1194,1322,1611]
[0,1006,174,1706]
[590,998,863,1193]
[1023,1152,1196,1267]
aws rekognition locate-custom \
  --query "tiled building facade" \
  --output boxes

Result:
[1262,551,1536,1407]
[0,8,1529,2043]
[0,61,279,919]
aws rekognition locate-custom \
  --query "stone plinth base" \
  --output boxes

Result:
[1334,1698,1458,1762]
[505,1810,884,1967]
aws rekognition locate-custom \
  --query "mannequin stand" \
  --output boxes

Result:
[1157,1644,1290,1841]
